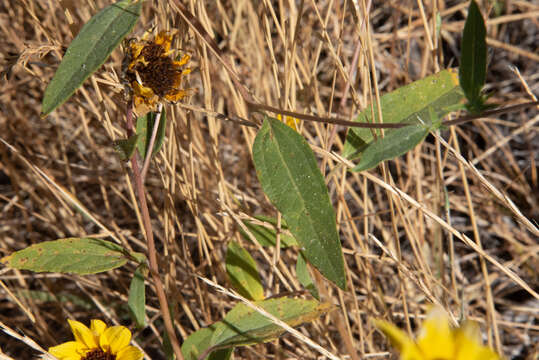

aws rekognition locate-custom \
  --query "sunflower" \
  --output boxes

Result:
[375,307,501,360]
[123,30,192,116]
[48,319,143,360]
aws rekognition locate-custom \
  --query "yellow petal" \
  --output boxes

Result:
[164,89,191,102]
[129,42,145,62]
[48,341,85,360]
[100,325,131,354]
[171,72,184,88]
[457,320,481,343]
[454,321,500,360]
[285,116,299,131]
[68,319,98,349]
[400,343,426,360]
[90,319,107,338]
[374,319,414,352]
[117,345,144,360]
[129,56,149,69]
[375,319,425,360]
[276,114,299,131]
[416,307,455,359]
[133,97,157,117]
[174,54,190,67]
[155,31,172,53]
[132,81,155,99]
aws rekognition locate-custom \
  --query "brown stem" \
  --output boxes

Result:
[442,101,539,126]
[126,102,184,360]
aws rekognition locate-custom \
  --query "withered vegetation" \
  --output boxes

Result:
[0,1,537,359]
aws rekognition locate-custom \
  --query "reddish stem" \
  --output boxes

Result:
[126,101,184,360]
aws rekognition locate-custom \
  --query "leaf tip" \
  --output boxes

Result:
[1,255,12,266]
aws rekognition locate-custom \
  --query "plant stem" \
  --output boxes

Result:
[125,102,184,360]
[141,103,163,181]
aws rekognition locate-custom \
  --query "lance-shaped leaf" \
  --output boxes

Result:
[181,326,232,360]
[136,109,167,159]
[128,265,147,328]
[352,124,430,172]
[1,238,129,275]
[460,0,487,112]
[252,117,346,290]
[343,69,464,159]
[210,298,332,350]
[240,215,298,248]
[296,252,319,300]
[182,297,331,359]
[226,242,264,301]
[41,0,142,115]
[352,107,440,172]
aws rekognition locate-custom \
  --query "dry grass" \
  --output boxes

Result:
[1,0,538,359]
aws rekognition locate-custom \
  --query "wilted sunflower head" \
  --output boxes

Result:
[122,29,192,116]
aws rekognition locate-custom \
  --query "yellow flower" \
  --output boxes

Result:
[48,319,143,360]
[375,307,501,360]
[277,114,300,131]
[123,30,192,116]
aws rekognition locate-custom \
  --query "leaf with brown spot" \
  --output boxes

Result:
[1,238,130,275]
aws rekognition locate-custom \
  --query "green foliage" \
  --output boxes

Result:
[239,215,298,248]
[343,69,464,160]
[252,117,346,290]
[128,265,147,328]
[136,109,167,159]
[226,242,265,301]
[181,326,232,360]
[41,0,142,115]
[460,0,487,113]
[114,110,167,161]
[182,297,332,359]
[114,134,140,161]
[1,238,132,275]
[352,123,431,172]
[296,252,319,300]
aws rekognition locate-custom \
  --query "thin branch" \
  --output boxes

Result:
[125,101,185,360]
[141,103,163,181]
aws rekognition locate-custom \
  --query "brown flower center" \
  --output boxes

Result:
[128,41,182,97]
[81,349,116,360]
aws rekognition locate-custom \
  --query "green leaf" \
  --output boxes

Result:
[296,252,319,300]
[181,297,331,359]
[343,69,464,159]
[181,326,232,360]
[240,215,298,248]
[351,106,440,172]
[352,123,430,172]
[1,238,128,274]
[41,0,142,115]
[136,108,167,159]
[252,117,346,290]
[226,242,264,301]
[460,0,487,112]
[209,297,332,350]
[114,134,140,161]
[128,265,147,328]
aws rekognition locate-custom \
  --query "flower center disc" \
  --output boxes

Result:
[81,349,116,360]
